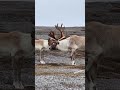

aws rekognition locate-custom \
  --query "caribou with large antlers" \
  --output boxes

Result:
[48,24,85,65]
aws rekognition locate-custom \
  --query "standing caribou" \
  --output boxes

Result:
[0,31,34,89]
[86,21,120,90]
[48,24,85,65]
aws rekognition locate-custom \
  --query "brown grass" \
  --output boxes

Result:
[35,64,85,69]
[35,64,85,77]
[35,71,84,77]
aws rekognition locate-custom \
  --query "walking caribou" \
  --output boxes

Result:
[48,24,85,65]
[0,31,34,89]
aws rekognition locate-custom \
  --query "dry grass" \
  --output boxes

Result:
[35,72,84,77]
[35,64,85,77]
[35,64,85,69]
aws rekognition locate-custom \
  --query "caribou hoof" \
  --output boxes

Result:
[13,81,24,89]
[40,60,46,64]
[89,82,96,90]
[71,61,76,65]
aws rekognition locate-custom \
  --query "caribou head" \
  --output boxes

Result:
[48,24,66,50]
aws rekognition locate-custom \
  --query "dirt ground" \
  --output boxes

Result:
[35,50,85,90]
[0,57,35,90]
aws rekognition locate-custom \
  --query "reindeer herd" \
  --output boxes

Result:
[0,23,85,89]
[1,22,119,90]
[2,21,118,90]
[35,24,85,65]
[35,22,120,90]
[3,22,119,90]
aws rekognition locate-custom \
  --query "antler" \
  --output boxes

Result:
[55,23,66,41]
[48,31,57,40]
[55,23,59,30]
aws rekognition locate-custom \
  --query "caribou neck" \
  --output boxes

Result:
[57,37,70,51]
[43,40,49,49]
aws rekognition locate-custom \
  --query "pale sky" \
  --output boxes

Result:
[35,0,85,27]
[86,0,119,2]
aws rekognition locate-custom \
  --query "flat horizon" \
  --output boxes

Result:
[35,25,85,27]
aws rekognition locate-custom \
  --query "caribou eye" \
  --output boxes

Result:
[57,42,59,44]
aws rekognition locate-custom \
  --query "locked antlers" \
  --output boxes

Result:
[48,23,66,40]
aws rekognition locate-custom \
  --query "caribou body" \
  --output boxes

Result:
[48,24,85,65]
[35,39,49,64]
[86,21,120,90]
[0,31,34,89]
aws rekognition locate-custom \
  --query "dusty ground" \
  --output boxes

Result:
[35,64,85,90]
[35,50,85,90]
[0,57,35,90]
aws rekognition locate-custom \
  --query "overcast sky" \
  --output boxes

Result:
[0,0,35,2]
[35,0,85,27]
[0,0,118,1]
[86,0,119,2]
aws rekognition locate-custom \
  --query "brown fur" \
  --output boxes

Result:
[86,21,120,90]
[0,31,33,89]
[0,31,21,49]
[35,39,44,46]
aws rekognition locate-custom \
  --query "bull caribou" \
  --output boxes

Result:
[35,39,50,64]
[86,21,120,90]
[48,24,85,65]
[0,31,34,89]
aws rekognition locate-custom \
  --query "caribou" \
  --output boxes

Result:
[86,21,120,90]
[48,24,85,65]
[35,39,50,64]
[0,31,34,89]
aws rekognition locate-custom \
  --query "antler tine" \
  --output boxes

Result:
[48,31,57,40]
[60,24,65,31]
[54,23,66,40]
[57,24,66,41]
[55,23,59,29]
[61,23,63,28]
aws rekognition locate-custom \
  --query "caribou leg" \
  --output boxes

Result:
[39,50,41,62]
[70,48,76,65]
[86,44,103,90]
[12,51,24,89]
[39,49,45,64]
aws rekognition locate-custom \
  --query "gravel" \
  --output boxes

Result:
[35,75,85,90]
